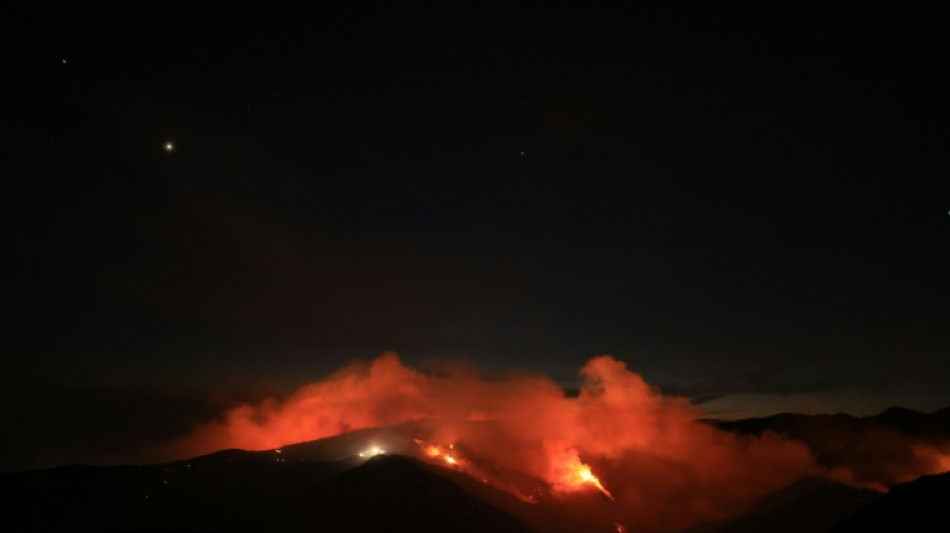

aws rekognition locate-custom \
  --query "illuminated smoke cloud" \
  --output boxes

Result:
[168,353,945,531]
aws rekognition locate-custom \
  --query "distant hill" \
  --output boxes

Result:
[714,407,950,486]
[716,407,950,441]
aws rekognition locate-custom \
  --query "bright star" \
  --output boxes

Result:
[164,141,174,152]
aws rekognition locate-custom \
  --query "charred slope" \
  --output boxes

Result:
[316,454,531,533]
[834,471,950,532]
[0,453,531,533]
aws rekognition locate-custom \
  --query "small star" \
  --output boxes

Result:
[61,58,67,65]
[519,150,526,157]
[164,141,174,152]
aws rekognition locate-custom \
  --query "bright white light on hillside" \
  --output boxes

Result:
[359,446,385,458]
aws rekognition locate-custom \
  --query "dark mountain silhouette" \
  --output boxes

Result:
[684,477,881,533]
[2,408,947,533]
[835,471,950,532]
[310,454,532,533]
[717,407,950,442]
[0,452,531,533]
[714,407,950,486]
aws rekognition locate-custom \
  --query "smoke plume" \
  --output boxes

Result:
[167,353,943,531]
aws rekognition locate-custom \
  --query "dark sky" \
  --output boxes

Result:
[3,4,949,469]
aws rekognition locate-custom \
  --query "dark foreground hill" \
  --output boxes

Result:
[684,477,881,533]
[0,453,531,533]
[834,471,950,532]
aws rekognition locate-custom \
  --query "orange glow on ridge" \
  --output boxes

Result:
[165,353,950,532]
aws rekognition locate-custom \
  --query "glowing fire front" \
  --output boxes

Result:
[174,353,946,532]
[556,452,614,500]
[414,439,464,467]
[412,438,615,502]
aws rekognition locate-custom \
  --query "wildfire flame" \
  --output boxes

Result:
[414,438,464,468]
[558,453,614,500]
[170,353,950,532]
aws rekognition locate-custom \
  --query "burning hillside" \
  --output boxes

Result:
[164,353,950,532]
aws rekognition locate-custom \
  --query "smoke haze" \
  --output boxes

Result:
[166,354,842,530]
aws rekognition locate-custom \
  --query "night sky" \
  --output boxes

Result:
[3,4,949,470]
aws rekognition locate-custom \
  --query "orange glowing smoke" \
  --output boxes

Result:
[939,453,950,473]
[911,444,950,479]
[166,353,889,531]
